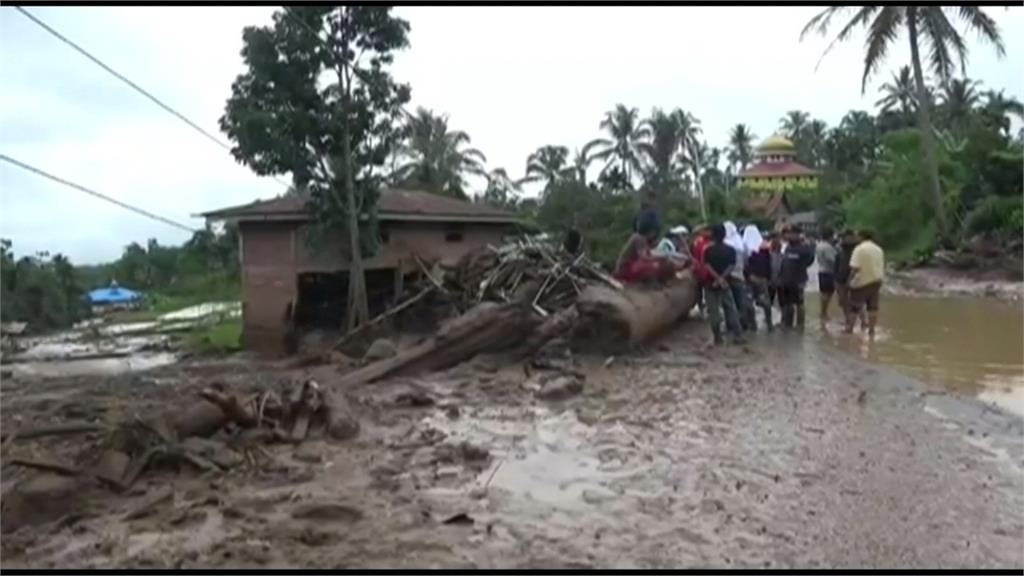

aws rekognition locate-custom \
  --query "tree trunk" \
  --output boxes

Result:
[336,21,369,331]
[907,11,948,241]
[572,274,698,354]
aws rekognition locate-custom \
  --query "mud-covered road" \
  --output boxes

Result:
[2,322,1022,569]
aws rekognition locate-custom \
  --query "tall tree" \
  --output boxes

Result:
[638,108,684,196]
[727,123,756,172]
[672,109,705,218]
[480,167,520,210]
[392,107,487,199]
[594,104,650,188]
[524,145,570,194]
[220,6,410,329]
[802,5,1006,239]
[981,89,1024,137]
[939,77,983,132]
[875,66,918,117]
[779,110,810,141]
[570,139,609,186]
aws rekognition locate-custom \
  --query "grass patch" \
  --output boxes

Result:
[181,318,243,355]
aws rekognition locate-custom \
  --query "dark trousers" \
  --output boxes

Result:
[749,280,773,330]
[705,285,741,342]
[779,283,806,329]
[727,278,756,331]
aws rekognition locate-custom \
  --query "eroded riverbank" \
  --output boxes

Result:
[1,318,1020,569]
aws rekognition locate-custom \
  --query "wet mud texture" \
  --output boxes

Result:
[1,324,1021,569]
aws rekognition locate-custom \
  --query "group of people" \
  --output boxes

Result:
[612,210,886,345]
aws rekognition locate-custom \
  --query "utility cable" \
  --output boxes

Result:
[14,6,292,190]
[0,153,198,233]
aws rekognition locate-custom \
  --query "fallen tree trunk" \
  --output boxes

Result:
[336,301,541,387]
[572,272,698,354]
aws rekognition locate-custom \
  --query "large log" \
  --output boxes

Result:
[572,271,698,354]
[335,301,541,387]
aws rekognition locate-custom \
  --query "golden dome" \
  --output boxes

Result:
[756,134,796,153]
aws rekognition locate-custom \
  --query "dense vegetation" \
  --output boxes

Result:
[0,225,239,332]
[6,7,1019,335]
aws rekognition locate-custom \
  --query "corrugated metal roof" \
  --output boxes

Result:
[200,188,519,224]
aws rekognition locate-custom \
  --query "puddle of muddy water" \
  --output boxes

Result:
[158,302,240,322]
[798,287,1024,418]
[422,407,665,508]
[7,352,178,378]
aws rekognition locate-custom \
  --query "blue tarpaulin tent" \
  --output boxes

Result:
[87,282,141,305]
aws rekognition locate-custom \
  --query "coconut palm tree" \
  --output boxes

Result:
[779,110,810,141]
[481,168,521,209]
[638,108,684,193]
[593,104,650,186]
[524,145,570,194]
[805,119,829,168]
[671,109,705,217]
[726,123,756,172]
[570,139,610,186]
[939,77,983,131]
[875,66,918,117]
[393,107,487,200]
[801,6,1007,238]
[981,89,1024,136]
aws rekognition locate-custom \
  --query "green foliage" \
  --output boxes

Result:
[962,196,1024,241]
[182,318,243,355]
[1,240,86,332]
[393,107,486,199]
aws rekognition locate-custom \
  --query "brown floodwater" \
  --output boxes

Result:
[803,292,1024,417]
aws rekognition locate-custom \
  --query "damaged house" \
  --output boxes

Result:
[201,188,522,355]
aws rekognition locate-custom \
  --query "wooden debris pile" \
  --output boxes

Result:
[444,236,623,317]
[1,379,358,498]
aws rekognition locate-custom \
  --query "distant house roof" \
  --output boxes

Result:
[784,211,819,226]
[87,284,141,304]
[738,160,817,178]
[200,188,520,225]
[741,191,791,220]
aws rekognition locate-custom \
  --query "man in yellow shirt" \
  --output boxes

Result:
[846,230,885,337]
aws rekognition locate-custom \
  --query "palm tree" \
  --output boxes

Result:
[524,145,570,194]
[570,139,610,186]
[779,110,810,140]
[726,123,756,172]
[481,168,521,209]
[593,104,650,187]
[393,108,487,200]
[805,119,829,168]
[875,66,918,117]
[802,6,1007,238]
[981,89,1024,136]
[638,108,683,193]
[672,109,705,218]
[939,77,983,131]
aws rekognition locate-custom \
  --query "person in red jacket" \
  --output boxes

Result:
[690,225,712,317]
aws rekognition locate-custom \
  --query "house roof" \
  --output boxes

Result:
[738,160,817,178]
[741,191,791,219]
[87,285,141,304]
[200,188,520,224]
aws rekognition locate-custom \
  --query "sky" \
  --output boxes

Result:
[1,5,1021,265]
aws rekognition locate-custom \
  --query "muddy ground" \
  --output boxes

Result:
[1,322,1022,569]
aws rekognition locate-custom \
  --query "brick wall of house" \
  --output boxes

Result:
[237,220,512,355]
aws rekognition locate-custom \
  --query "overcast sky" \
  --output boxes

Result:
[1,6,1021,264]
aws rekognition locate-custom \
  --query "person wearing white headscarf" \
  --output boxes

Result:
[742,225,764,256]
[722,221,756,331]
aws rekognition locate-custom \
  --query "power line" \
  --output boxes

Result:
[14,6,292,190]
[0,153,198,233]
